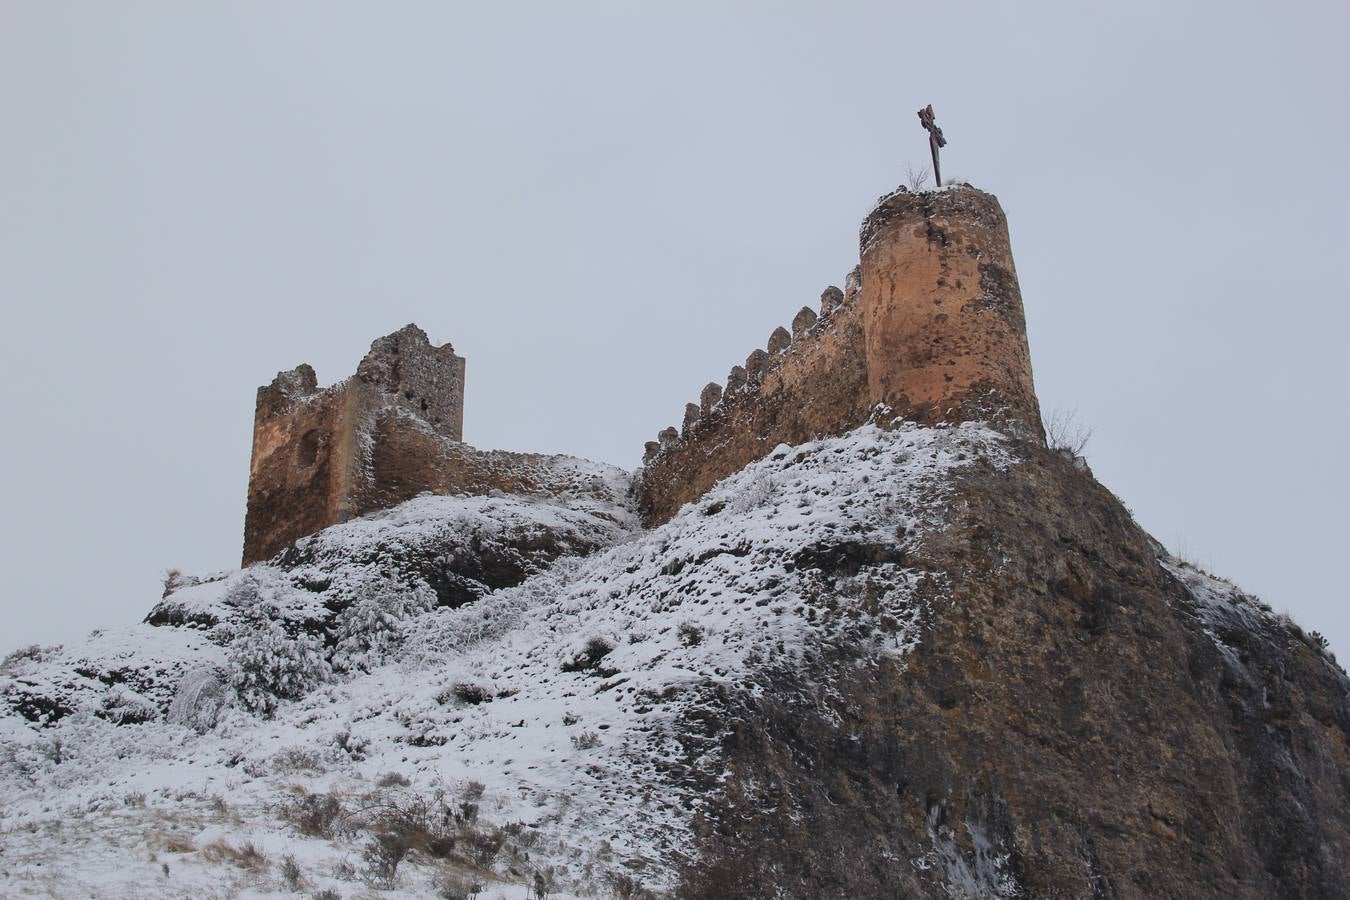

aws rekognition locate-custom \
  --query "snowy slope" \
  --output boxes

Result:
[1,423,1013,898]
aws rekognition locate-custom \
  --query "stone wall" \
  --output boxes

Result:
[636,280,872,525]
[638,185,1042,526]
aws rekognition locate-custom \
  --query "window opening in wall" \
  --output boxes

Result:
[297,429,321,468]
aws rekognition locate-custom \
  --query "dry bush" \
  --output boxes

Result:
[280,789,347,839]
[442,682,493,706]
[905,164,931,191]
[271,746,327,774]
[280,853,303,891]
[156,834,196,855]
[561,636,615,674]
[677,621,704,647]
[363,830,412,887]
[1043,408,1094,457]
[437,871,485,899]
[571,730,601,750]
[202,838,269,871]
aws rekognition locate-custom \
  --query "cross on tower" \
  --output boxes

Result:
[917,104,946,188]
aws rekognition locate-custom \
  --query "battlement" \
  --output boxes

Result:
[638,184,1042,526]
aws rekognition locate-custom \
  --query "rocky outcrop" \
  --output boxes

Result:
[675,441,1350,899]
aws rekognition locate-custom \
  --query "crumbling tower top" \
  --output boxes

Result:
[243,325,466,564]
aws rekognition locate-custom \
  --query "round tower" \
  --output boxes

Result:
[858,186,1043,441]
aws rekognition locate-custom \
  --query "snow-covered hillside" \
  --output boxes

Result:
[0,423,1011,898]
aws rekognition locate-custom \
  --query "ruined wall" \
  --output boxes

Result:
[363,411,624,514]
[638,185,1042,526]
[636,280,872,525]
[356,325,466,441]
[242,325,466,564]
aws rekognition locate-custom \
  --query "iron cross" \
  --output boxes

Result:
[917,104,947,188]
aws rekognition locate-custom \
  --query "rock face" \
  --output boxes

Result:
[676,443,1350,899]
[639,185,1043,528]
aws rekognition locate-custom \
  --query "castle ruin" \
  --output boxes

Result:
[243,185,1042,560]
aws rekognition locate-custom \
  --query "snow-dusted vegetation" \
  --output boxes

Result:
[4,422,1011,897]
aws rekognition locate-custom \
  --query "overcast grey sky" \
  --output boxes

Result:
[2,2,1347,660]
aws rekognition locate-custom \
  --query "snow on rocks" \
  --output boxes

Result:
[0,422,1010,897]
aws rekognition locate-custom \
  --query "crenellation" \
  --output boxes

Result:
[819,286,843,318]
[658,426,679,448]
[643,441,661,464]
[792,306,817,338]
[745,349,770,380]
[767,326,792,355]
[682,402,700,434]
[700,382,723,415]
[843,266,862,305]
[725,365,747,394]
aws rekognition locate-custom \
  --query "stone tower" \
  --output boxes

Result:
[242,325,465,564]
[858,186,1042,439]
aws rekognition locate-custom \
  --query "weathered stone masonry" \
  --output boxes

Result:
[637,185,1043,526]
[243,325,617,565]
[244,185,1043,560]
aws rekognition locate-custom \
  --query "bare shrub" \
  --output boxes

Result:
[280,790,346,839]
[437,873,484,899]
[561,636,615,674]
[280,854,303,891]
[363,830,411,887]
[677,621,704,647]
[463,825,506,867]
[311,890,342,900]
[155,834,196,854]
[444,682,492,706]
[1043,408,1094,457]
[461,780,486,802]
[333,729,370,760]
[331,857,358,881]
[376,771,412,788]
[571,730,601,750]
[1,644,59,675]
[272,746,326,774]
[905,164,931,191]
[607,871,653,900]
[202,838,268,871]
[531,867,558,898]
